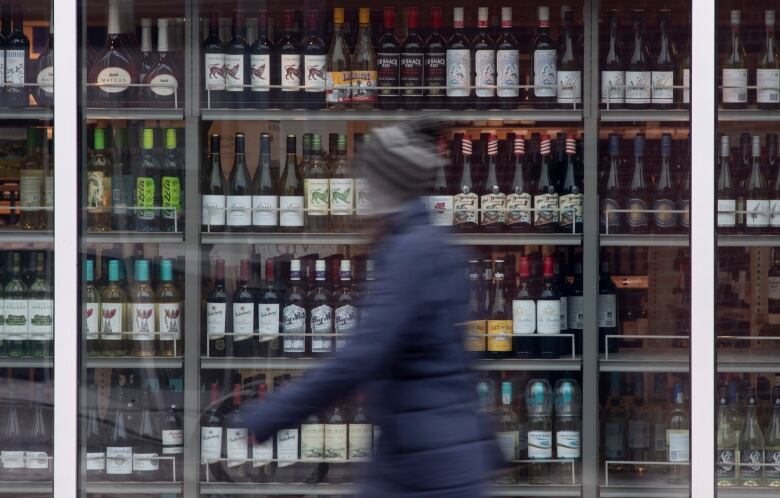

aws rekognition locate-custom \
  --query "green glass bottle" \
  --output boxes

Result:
[130,259,157,357]
[85,259,101,356]
[157,259,182,357]
[4,253,27,357]
[27,252,52,358]
[135,128,161,232]
[87,128,113,232]
[100,259,127,357]
[329,135,354,232]
[160,128,183,232]
[304,134,329,232]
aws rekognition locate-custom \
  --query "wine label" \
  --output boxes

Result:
[303,54,327,93]
[226,195,252,227]
[206,302,226,336]
[258,303,280,342]
[87,170,111,209]
[480,192,506,225]
[282,304,305,353]
[716,448,736,478]
[20,171,43,208]
[130,303,156,340]
[0,298,5,335]
[428,195,454,226]
[601,198,621,232]
[203,195,227,227]
[474,49,495,98]
[527,430,552,459]
[559,192,583,230]
[28,299,53,340]
[159,303,181,341]
[279,195,304,227]
[36,66,54,95]
[161,176,181,220]
[205,53,226,91]
[325,423,347,460]
[85,302,99,340]
[765,450,780,479]
[1,451,23,469]
[233,302,255,340]
[487,320,512,352]
[301,423,325,460]
[454,192,478,225]
[533,49,557,98]
[604,422,624,458]
[106,447,133,475]
[310,304,333,353]
[568,296,584,330]
[769,276,780,301]
[625,71,651,104]
[626,197,649,228]
[252,195,278,226]
[666,430,690,462]
[464,320,486,352]
[746,199,770,227]
[722,68,748,103]
[651,70,674,104]
[86,452,105,471]
[226,428,249,466]
[96,66,131,94]
[534,193,559,227]
[496,431,519,460]
[4,299,27,339]
[252,438,273,467]
[305,178,329,217]
[281,53,302,92]
[496,50,520,98]
[601,70,625,104]
[330,178,354,215]
[628,421,650,449]
[400,53,424,97]
[536,300,561,334]
[335,304,357,352]
[556,431,580,458]
[446,49,471,97]
[133,452,160,471]
[44,175,53,208]
[771,200,780,227]
[162,430,184,454]
[717,199,736,228]
[350,70,377,103]
[100,303,123,339]
[113,174,134,216]
[424,52,446,98]
[250,54,270,92]
[25,451,48,469]
[276,428,299,467]
[348,423,373,459]
[598,294,617,328]
[683,69,690,104]
[149,73,178,97]
[377,52,400,98]
[506,192,532,226]
[557,70,581,104]
[559,296,568,331]
[135,177,156,221]
[200,427,222,462]
[512,300,536,335]
[326,70,351,104]
[355,178,371,215]
[653,198,677,228]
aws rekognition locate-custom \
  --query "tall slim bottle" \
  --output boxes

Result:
[758,10,780,110]
[144,18,180,108]
[532,6,556,108]
[765,386,780,487]
[537,256,561,359]
[222,10,249,108]
[226,133,252,232]
[718,135,737,234]
[105,387,134,481]
[200,382,224,482]
[554,379,581,483]
[301,10,326,110]
[251,383,273,482]
[5,5,29,109]
[326,8,351,108]
[534,135,559,232]
[222,383,251,482]
[232,259,256,358]
[601,9,624,108]
[601,134,623,233]
[559,135,583,233]
[111,127,134,231]
[85,386,106,480]
[653,134,677,233]
[651,10,675,109]
[134,388,160,481]
[329,135,354,232]
[717,386,739,486]
[526,379,553,484]
[399,7,424,109]
[27,252,51,358]
[278,10,301,110]
[376,7,400,110]
[90,0,135,106]
[202,134,226,232]
[100,260,127,356]
[666,383,689,485]
[4,253,26,358]
[251,133,277,231]
[282,260,306,358]
[454,136,478,232]
[206,259,229,357]
[486,260,512,358]
[740,388,765,486]
[304,135,329,232]
[160,128,183,232]
[446,7,471,109]
[135,128,161,232]
[598,258,618,354]
[33,19,53,108]
[472,7,495,110]
[203,10,225,107]
[481,135,505,231]
[495,380,520,483]
[424,7,447,109]
[157,259,182,356]
[746,135,770,233]
[249,10,273,108]
[130,259,156,356]
[627,134,649,234]
[279,134,304,232]
[723,10,748,108]
[87,128,112,231]
[19,129,44,230]
[309,260,333,357]
[85,259,101,356]
[428,137,453,226]
[506,136,532,232]
[556,8,581,108]
[351,8,377,108]
[625,10,651,108]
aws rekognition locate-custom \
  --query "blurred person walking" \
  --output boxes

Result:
[246,121,501,498]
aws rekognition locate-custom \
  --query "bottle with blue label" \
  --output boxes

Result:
[554,379,581,485]
[526,378,552,484]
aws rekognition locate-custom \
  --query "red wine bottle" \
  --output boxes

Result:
[400,7,424,109]
[376,8,400,110]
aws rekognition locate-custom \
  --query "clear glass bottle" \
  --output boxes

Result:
[666,382,690,485]
[765,385,780,487]
[130,259,156,356]
[329,135,354,232]
[739,388,765,487]
[722,10,748,108]
[526,379,553,484]
[717,385,739,486]
[757,10,780,110]
[495,380,520,484]
[85,259,101,356]
[19,128,45,230]
[27,252,52,358]
[157,259,182,356]
[350,8,377,108]
[554,379,581,485]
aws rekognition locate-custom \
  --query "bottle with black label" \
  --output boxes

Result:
[424,7,447,109]
[496,7,519,109]
[232,259,256,358]
[473,7,495,110]
[301,10,327,110]
[376,7,400,110]
[653,134,677,233]
[400,7,424,110]
[626,134,649,234]
[206,259,229,357]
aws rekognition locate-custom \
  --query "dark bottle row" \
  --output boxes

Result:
[0,4,51,109]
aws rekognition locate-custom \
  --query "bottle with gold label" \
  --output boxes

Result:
[350,8,377,108]
[464,260,486,355]
[87,128,112,232]
[487,260,512,358]
[326,8,351,108]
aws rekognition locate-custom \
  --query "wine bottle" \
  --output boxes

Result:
[533,135,559,232]
[278,134,303,232]
[757,10,780,110]
[203,10,225,107]
[111,127,134,231]
[481,134,505,231]
[304,134,329,232]
[130,259,156,356]
[160,396,183,481]
[85,259,101,356]
[3,253,26,358]
[200,382,224,482]
[601,9,625,108]
[722,10,747,108]
[33,20,53,108]
[223,10,249,108]
[651,9,675,109]
[223,383,251,482]
[302,10,327,110]
[716,385,738,486]
[495,380,521,479]
[568,260,584,354]
[446,7,471,109]
[505,135,532,232]
[717,135,736,234]
[423,7,446,109]
[325,404,348,483]
[769,134,780,230]
[157,129,182,232]
[598,257,618,354]
[626,134,649,234]
[202,134,226,232]
[249,10,273,108]
[765,386,780,487]
[100,259,127,357]
[145,19,180,108]
[625,9,651,108]
[299,409,324,484]
[512,256,537,358]
[532,6,556,108]
[496,7,519,109]
[537,256,561,359]
[258,259,280,355]
[376,7,400,110]
[473,7,495,109]
[556,8,581,108]
[351,8,377,108]
[526,379,553,484]
[348,394,372,479]
[90,0,135,107]
[486,260,512,358]
[27,252,51,358]
[329,135,354,232]
[133,387,160,481]
[737,389,763,487]
[653,134,677,233]
[282,260,306,358]
[251,383,273,482]
[454,136,478,232]
[279,10,302,110]
[559,135,583,233]
[5,5,28,109]
[232,259,256,358]
[746,135,770,233]
[105,387,133,481]
[157,259,182,357]
[135,128,161,232]
[206,259,229,357]
[226,133,252,232]
[87,128,113,232]
[554,379,581,479]
[85,385,106,480]
[250,132,277,231]
[326,8,351,108]
[308,260,333,357]
[427,137,453,226]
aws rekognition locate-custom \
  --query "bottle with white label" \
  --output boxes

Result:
[308,260,334,356]
[202,134,227,232]
[222,383,251,482]
[283,260,307,358]
[24,381,50,482]
[768,134,780,230]
[89,0,135,107]
[651,10,675,109]
[537,256,561,360]
[299,410,325,483]
[301,10,327,110]
[27,252,52,358]
[348,394,373,479]
[666,383,690,484]
[446,7,471,109]
[251,132,277,231]
[745,135,770,233]
[278,10,302,110]
[554,379,581,484]
[105,389,134,482]
[329,135,354,232]
[598,259,618,355]
[130,259,157,357]
[495,380,520,483]
[304,134,329,232]
[33,18,53,108]
[532,6,556,107]
[4,5,28,109]
[278,134,304,232]
[134,388,160,482]
[428,137,453,226]
[602,9,624,108]
[100,259,128,357]
[512,256,537,358]
[85,259,101,356]
[473,7,495,109]
[758,10,780,110]
[526,379,553,485]
[157,259,182,357]
[200,382,224,482]
[227,133,252,232]
[232,259,256,358]
[496,7,520,108]
[207,259,229,357]
[257,259,280,356]
[480,135,505,231]
[717,135,737,234]
[144,18,180,108]
[333,260,358,352]
[722,10,748,108]
[203,10,225,107]
[249,10,273,108]
[222,10,249,108]
[4,252,27,358]
[251,384,273,482]
[325,405,348,483]
[625,9,651,107]
[160,399,183,481]
[85,386,106,481]
[556,8,581,108]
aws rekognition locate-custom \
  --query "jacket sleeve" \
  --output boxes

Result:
[244,240,424,441]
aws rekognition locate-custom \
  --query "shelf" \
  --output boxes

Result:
[200,108,583,122]
[85,231,184,244]
[201,356,323,370]
[86,108,184,120]
[85,481,182,494]
[0,108,53,120]
[718,235,780,247]
[473,357,582,371]
[600,350,689,372]
[0,230,53,244]
[0,481,53,494]
[600,109,689,122]
[599,485,688,498]
[599,234,689,247]
[717,488,780,497]
[0,357,53,368]
[199,482,581,496]
[86,356,184,369]
[717,350,780,373]
[201,232,581,246]
[718,109,780,122]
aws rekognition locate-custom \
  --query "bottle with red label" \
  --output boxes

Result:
[376,7,400,110]
[400,7,424,109]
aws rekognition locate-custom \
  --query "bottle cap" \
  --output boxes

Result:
[477,7,489,27]
[305,10,317,29]
[608,134,620,156]
[334,8,344,24]
[519,256,530,278]
[720,135,730,157]
[453,7,464,25]
[753,135,762,157]
[160,259,173,282]
[260,132,272,152]
[462,136,472,156]
[767,10,775,26]
[514,135,525,155]
[540,135,551,155]
[166,128,177,149]
[312,134,322,152]
[290,259,301,279]
[238,259,250,281]
[634,134,645,156]
[135,259,150,282]
[283,9,294,28]
[661,134,672,156]
[108,260,120,282]
[487,135,498,155]
[525,379,552,415]
[286,134,296,152]
[408,7,419,29]
[210,134,220,152]
[501,7,512,25]
[94,128,106,150]
[359,8,370,24]
[337,134,347,152]
[538,6,549,23]
[731,9,740,25]
[86,259,94,282]
[383,7,395,29]
[265,259,275,281]
[431,6,442,28]
[566,135,576,155]
[315,259,326,280]
[158,17,168,30]
[143,128,154,150]
[235,132,245,151]
[501,381,512,405]
[543,256,554,277]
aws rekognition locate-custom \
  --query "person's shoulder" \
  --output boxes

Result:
[386,224,468,268]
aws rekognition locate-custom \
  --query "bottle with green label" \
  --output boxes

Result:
[130,259,157,357]
[100,259,128,357]
[157,259,182,357]
[304,134,329,232]
[111,127,135,231]
[135,128,161,232]
[160,128,183,232]
[4,253,27,358]
[85,259,101,357]
[329,134,354,232]
[87,128,113,232]
[27,252,52,358]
